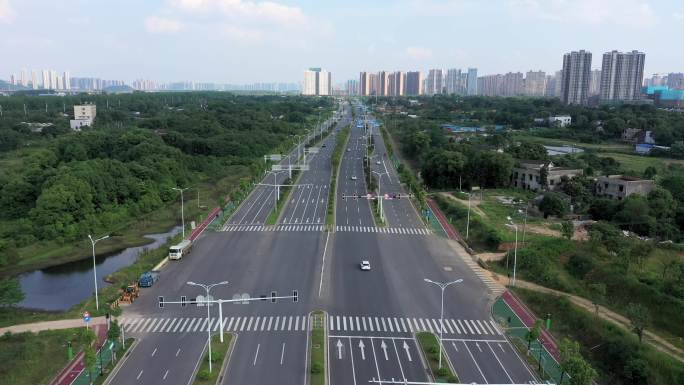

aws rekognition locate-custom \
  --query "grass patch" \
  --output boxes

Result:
[370,199,386,227]
[513,287,684,385]
[193,333,233,385]
[600,152,684,175]
[310,311,326,385]
[327,126,351,227]
[0,328,87,385]
[265,171,299,225]
[416,332,459,383]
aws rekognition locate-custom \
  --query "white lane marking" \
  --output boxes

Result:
[173,318,185,333]
[246,317,254,331]
[477,320,488,335]
[370,339,382,383]
[267,317,273,331]
[288,316,293,331]
[137,370,143,380]
[463,341,488,383]
[470,320,482,334]
[176,348,181,357]
[295,316,300,331]
[488,342,514,382]
[163,369,169,380]
[165,318,177,332]
[356,316,361,331]
[380,340,389,360]
[450,319,461,334]
[349,316,354,331]
[280,343,286,365]
[387,318,394,332]
[393,339,407,381]
[253,344,261,366]
[343,316,347,331]
[330,316,334,331]
[151,348,157,357]
[349,338,358,385]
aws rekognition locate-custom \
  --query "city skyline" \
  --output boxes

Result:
[1,0,683,83]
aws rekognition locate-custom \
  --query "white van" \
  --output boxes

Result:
[169,240,192,260]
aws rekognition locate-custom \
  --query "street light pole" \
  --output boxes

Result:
[507,217,519,286]
[423,278,463,369]
[172,187,190,239]
[187,280,229,373]
[466,192,471,240]
[88,234,109,311]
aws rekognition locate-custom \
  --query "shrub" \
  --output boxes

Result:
[197,370,210,380]
[310,362,323,374]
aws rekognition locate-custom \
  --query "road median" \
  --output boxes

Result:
[308,310,327,385]
[415,332,459,383]
[327,126,351,228]
[191,333,235,385]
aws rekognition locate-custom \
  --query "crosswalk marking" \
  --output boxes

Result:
[119,315,503,336]
[221,224,431,235]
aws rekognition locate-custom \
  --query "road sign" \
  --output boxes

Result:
[265,154,282,161]
[83,311,91,323]
[271,165,283,171]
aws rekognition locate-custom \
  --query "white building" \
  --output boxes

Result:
[70,104,97,130]
[302,68,331,96]
[549,116,572,127]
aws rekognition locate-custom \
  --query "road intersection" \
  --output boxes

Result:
[106,100,538,385]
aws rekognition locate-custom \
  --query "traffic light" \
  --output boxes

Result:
[158,296,164,308]
[181,295,187,307]
[293,290,298,303]
[271,291,277,303]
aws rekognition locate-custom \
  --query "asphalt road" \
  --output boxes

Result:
[108,100,538,385]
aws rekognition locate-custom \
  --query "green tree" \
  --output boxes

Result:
[561,220,574,239]
[83,345,97,384]
[526,320,542,350]
[559,339,597,385]
[626,303,650,343]
[538,193,568,218]
[587,283,606,316]
[0,277,25,307]
[108,320,121,342]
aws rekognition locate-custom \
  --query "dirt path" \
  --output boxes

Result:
[484,270,684,363]
[439,192,487,217]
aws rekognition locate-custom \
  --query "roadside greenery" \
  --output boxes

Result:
[514,287,684,385]
[327,126,350,227]
[309,311,326,385]
[0,327,88,385]
[265,172,298,225]
[193,334,233,385]
[416,332,458,383]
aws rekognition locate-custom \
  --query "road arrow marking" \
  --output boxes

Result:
[337,340,344,359]
[380,341,389,360]
[403,341,412,362]
[476,342,482,352]
[359,340,366,360]
[451,341,459,352]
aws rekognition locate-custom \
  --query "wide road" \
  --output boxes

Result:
[108,99,538,385]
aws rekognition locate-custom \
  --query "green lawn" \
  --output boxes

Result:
[310,311,326,385]
[0,328,86,385]
[193,334,233,385]
[511,133,633,153]
[599,152,684,175]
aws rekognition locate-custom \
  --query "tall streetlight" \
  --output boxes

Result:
[172,187,190,239]
[506,217,519,286]
[372,170,388,223]
[466,192,472,240]
[88,234,109,311]
[423,278,463,369]
[187,280,229,373]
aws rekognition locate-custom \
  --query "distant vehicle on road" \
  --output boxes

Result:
[376,161,381,165]
[360,261,371,271]
[347,148,351,152]
[138,271,159,287]
[351,176,357,180]
[169,239,192,260]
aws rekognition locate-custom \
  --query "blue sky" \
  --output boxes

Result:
[1,0,682,83]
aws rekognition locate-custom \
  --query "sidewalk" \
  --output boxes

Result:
[0,316,106,335]
[502,290,561,361]
[48,322,108,385]
[426,198,460,240]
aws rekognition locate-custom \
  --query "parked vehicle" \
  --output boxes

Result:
[138,271,159,288]
[169,239,192,260]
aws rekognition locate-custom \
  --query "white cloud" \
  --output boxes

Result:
[674,12,684,21]
[145,16,183,33]
[507,0,657,28]
[405,46,433,60]
[172,0,306,27]
[0,0,16,24]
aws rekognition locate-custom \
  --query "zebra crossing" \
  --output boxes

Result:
[118,315,310,334]
[220,224,431,235]
[456,253,505,296]
[116,314,501,337]
[328,315,503,337]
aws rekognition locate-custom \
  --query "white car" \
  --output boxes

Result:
[360,261,371,271]
[376,161,381,165]
[351,176,357,180]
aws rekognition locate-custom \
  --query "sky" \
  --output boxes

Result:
[1,0,683,84]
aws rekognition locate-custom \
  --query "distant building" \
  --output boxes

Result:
[524,70,546,97]
[302,68,331,96]
[501,72,524,96]
[477,74,503,97]
[560,50,592,105]
[511,161,583,192]
[642,85,684,108]
[636,130,655,145]
[445,68,466,95]
[635,143,670,155]
[621,128,642,142]
[346,79,359,96]
[426,69,443,95]
[549,116,572,127]
[405,71,422,96]
[599,50,645,103]
[377,71,389,96]
[387,71,405,96]
[595,175,654,200]
[667,73,684,90]
[467,68,478,95]
[70,103,97,130]
[589,69,602,96]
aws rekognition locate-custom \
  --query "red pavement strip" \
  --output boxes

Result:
[49,323,108,385]
[502,291,561,362]
[426,198,460,240]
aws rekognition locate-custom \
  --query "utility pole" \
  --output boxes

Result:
[424,278,463,369]
[186,281,229,373]
[172,187,190,238]
[88,234,110,311]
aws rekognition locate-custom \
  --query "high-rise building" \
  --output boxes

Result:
[545,74,557,98]
[445,68,462,95]
[524,71,546,97]
[667,73,684,90]
[20,69,28,87]
[31,70,38,89]
[346,79,359,96]
[560,50,592,105]
[467,68,478,95]
[477,74,503,96]
[302,68,331,96]
[589,69,602,96]
[501,72,524,96]
[599,50,645,102]
[359,72,370,96]
[387,71,405,96]
[377,71,389,96]
[42,69,50,89]
[426,69,443,95]
[405,71,422,96]
[368,73,378,96]
[63,71,71,90]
